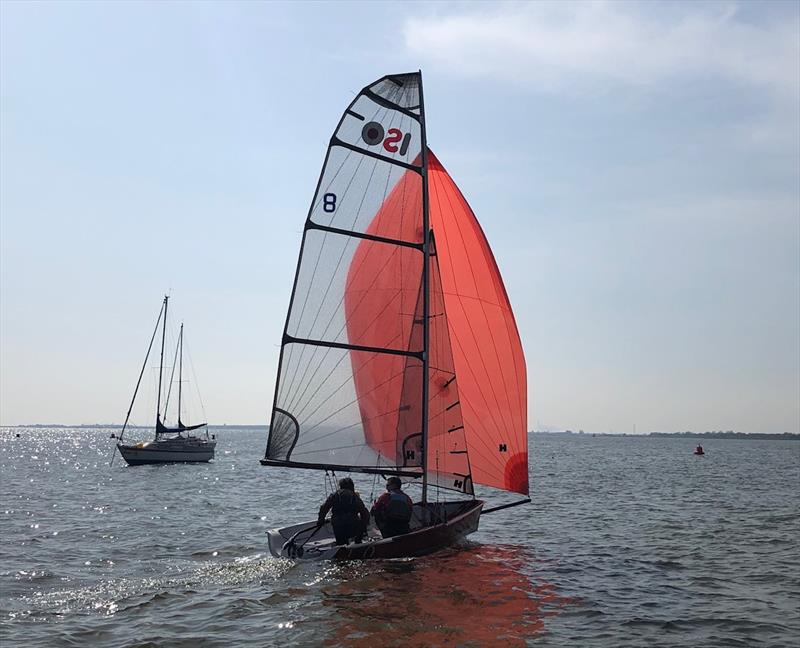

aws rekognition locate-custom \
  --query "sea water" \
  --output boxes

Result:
[0,428,798,647]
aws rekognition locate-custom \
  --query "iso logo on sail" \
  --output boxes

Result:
[361,121,412,156]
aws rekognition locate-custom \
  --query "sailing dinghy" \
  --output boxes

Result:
[263,72,529,560]
[115,296,216,465]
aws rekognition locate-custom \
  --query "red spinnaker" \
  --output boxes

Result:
[345,149,528,495]
[428,151,528,495]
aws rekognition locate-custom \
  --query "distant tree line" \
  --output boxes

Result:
[531,429,799,440]
[649,431,799,440]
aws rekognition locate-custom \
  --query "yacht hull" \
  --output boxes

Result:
[117,441,216,465]
[267,499,483,561]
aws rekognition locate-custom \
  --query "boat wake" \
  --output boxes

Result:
[9,554,293,619]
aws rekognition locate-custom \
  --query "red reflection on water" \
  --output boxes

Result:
[319,544,571,647]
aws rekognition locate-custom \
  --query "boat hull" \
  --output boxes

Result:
[117,441,216,465]
[267,499,483,561]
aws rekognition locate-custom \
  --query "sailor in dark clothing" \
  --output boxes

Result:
[371,476,414,538]
[318,477,370,546]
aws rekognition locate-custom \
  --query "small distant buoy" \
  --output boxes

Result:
[212,434,216,440]
[16,433,20,438]
[694,445,705,456]
[110,433,116,439]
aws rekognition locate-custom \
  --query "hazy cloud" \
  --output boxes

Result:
[404,2,799,100]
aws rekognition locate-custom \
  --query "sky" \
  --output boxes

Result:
[1,1,798,433]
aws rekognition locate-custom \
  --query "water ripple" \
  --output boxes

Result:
[0,428,798,647]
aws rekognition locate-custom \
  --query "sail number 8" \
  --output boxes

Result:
[323,193,337,213]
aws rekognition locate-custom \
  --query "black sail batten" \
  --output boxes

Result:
[260,459,423,478]
[305,220,424,250]
[282,334,424,359]
[329,137,422,173]
[362,89,421,120]
[265,72,426,475]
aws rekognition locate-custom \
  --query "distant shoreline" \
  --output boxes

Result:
[532,431,799,440]
[2,424,797,440]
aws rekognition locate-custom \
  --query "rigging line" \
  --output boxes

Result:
[292,332,404,429]
[429,179,514,452]
[369,464,379,504]
[184,335,207,424]
[294,365,406,445]
[355,439,383,479]
[162,329,181,423]
[115,301,165,453]
[435,174,520,455]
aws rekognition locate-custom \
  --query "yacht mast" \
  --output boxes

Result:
[178,323,184,426]
[155,295,169,430]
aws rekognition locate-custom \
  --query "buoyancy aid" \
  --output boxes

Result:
[330,489,362,520]
[384,491,412,522]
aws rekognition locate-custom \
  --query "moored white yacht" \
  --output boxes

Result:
[115,296,216,466]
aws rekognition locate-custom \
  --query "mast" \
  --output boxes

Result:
[418,70,431,506]
[177,323,184,427]
[155,294,168,433]
[117,301,164,445]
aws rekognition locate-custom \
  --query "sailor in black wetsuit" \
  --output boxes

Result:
[317,477,370,546]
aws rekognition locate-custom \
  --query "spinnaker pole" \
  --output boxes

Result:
[418,70,431,506]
